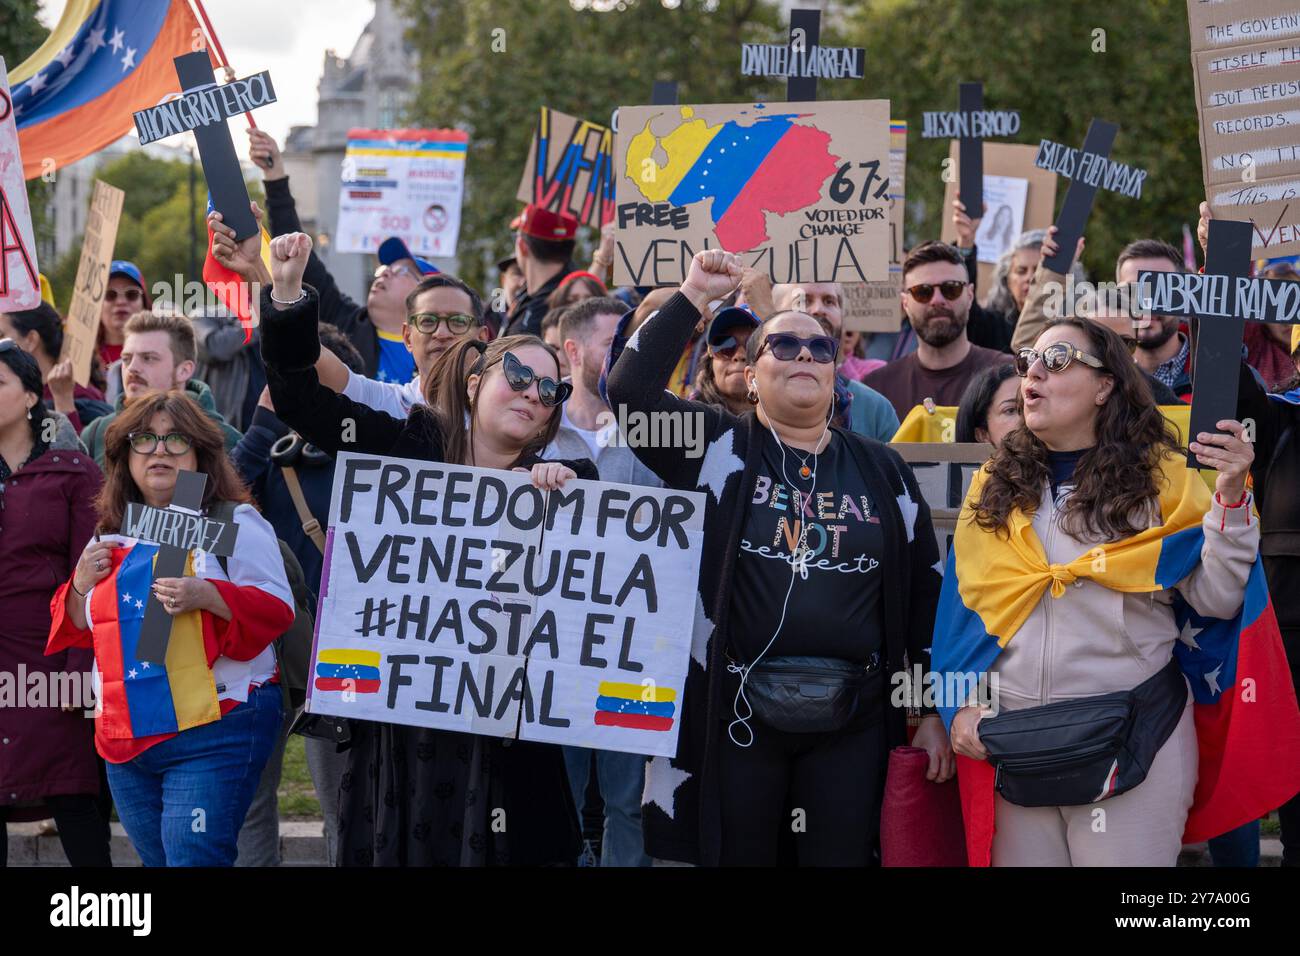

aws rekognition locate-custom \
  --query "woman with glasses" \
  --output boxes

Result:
[607,250,952,866]
[259,232,594,866]
[934,317,1281,866]
[46,390,295,866]
[0,342,111,867]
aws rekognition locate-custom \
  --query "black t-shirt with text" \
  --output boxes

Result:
[729,430,885,663]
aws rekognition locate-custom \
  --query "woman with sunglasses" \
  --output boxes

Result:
[934,318,1280,866]
[607,250,951,867]
[689,306,757,416]
[0,342,111,867]
[47,390,295,866]
[259,232,593,866]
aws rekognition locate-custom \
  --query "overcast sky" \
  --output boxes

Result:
[39,0,378,145]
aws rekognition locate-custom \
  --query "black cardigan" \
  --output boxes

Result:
[606,291,943,865]
[259,284,598,865]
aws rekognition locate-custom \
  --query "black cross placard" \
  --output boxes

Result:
[1035,119,1120,274]
[1137,218,1265,466]
[130,470,239,664]
[921,82,1021,215]
[132,52,276,240]
[738,8,864,101]
[651,81,678,106]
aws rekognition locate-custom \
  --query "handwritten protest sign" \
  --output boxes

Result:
[1188,0,1300,257]
[0,58,40,312]
[336,128,467,257]
[61,180,125,386]
[613,99,891,287]
[516,107,614,229]
[844,120,907,333]
[306,453,706,757]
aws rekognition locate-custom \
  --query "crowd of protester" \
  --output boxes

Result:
[1,127,1298,869]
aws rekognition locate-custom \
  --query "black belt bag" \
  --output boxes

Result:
[742,653,884,734]
[978,658,1187,807]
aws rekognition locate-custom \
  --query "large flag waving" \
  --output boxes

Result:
[11,0,207,180]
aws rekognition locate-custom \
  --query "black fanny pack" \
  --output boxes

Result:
[978,658,1187,807]
[740,653,884,734]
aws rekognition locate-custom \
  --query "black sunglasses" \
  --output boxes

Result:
[500,351,571,407]
[758,332,839,364]
[905,280,969,303]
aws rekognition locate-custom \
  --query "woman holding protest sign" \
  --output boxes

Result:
[607,249,953,867]
[934,317,1300,866]
[47,390,295,866]
[259,231,594,866]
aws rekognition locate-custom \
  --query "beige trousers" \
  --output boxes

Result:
[991,699,1198,867]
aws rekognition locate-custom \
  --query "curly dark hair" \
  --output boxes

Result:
[972,317,1182,540]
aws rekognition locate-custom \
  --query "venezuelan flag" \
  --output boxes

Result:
[12,0,207,180]
[624,106,839,252]
[90,543,221,740]
[202,194,272,341]
[932,459,1300,865]
[314,649,381,694]
[594,681,676,732]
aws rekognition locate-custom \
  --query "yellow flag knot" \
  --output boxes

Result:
[1047,564,1077,597]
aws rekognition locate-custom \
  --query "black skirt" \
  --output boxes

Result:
[336,720,581,866]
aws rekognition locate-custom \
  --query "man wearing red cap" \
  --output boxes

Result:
[503,204,579,337]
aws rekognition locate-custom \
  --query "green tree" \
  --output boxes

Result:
[48,152,264,309]
[0,0,45,65]
[399,0,786,291]
[841,0,1202,282]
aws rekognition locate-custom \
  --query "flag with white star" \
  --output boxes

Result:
[9,0,208,179]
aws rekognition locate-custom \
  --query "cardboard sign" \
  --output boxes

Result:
[892,443,991,561]
[0,58,40,312]
[306,453,706,757]
[130,471,239,663]
[1188,1,1300,256]
[133,70,276,145]
[336,128,467,257]
[844,120,907,333]
[941,141,1058,294]
[614,99,891,287]
[516,107,614,229]
[61,180,125,386]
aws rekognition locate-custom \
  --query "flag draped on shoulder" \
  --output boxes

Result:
[931,457,1300,865]
[12,0,208,180]
[90,543,221,740]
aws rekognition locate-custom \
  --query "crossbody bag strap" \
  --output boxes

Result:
[281,464,326,553]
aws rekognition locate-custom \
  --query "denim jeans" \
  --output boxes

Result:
[235,704,294,866]
[105,683,282,867]
[562,746,650,867]
[1207,819,1261,867]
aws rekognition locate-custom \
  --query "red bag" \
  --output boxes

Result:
[880,746,968,867]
